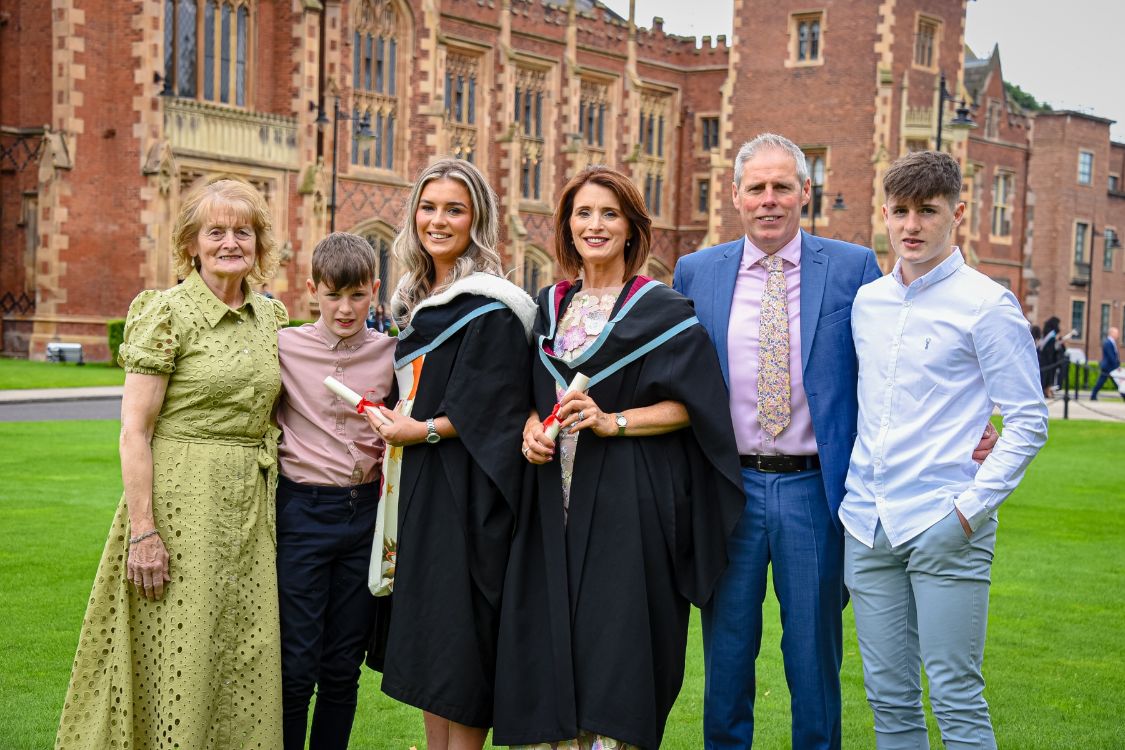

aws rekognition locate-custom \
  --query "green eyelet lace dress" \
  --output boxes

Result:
[55,271,288,750]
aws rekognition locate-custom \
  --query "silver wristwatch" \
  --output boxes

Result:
[614,412,628,436]
[425,418,442,444]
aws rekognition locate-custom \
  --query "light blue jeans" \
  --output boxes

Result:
[844,510,998,750]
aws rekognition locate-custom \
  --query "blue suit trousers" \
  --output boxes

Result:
[702,467,844,750]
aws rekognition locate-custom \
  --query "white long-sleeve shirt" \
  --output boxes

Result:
[840,249,1048,548]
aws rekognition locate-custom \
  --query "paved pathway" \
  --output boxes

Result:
[0,386,123,422]
[0,385,1123,423]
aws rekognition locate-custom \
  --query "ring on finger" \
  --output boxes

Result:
[577,410,586,421]
[522,445,530,457]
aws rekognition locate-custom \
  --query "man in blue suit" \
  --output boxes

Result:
[674,133,882,749]
[1090,326,1122,400]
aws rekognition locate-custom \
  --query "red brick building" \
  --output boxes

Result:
[1025,111,1125,362]
[1,0,1004,360]
[960,44,1032,296]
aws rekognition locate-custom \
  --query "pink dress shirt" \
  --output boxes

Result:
[277,319,396,486]
[727,231,818,456]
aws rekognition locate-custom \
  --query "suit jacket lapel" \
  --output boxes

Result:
[711,240,742,386]
[799,232,828,372]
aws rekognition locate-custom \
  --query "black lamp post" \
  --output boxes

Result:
[808,185,846,236]
[935,71,974,151]
[314,98,374,232]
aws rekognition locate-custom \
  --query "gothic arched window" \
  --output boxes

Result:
[163,0,253,106]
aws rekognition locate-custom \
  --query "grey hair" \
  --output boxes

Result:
[390,158,503,322]
[732,133,810,186]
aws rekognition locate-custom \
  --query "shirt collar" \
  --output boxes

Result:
[184,270,259,328]
[313,318,345,350]
[741,230,803,270]
[891,247,964,291]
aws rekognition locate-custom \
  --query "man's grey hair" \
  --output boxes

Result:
[733,133,810,186]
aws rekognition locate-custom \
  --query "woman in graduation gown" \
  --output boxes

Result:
[365,158,536,750]
[493,166,746,750]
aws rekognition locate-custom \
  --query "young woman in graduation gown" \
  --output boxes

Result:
[365,158,536,750]
[493,166,746,750]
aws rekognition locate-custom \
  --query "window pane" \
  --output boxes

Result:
[203,1,215,100]
[536,92,543,138]
[1075,223,1088,264]
[364,35,372,91]
[445,72,452,116]
[220,2,230,102]
[468,77,476,124]
[456,76,464,121]
[1072,300,1085,337]
[388,39,396,95]
[236,5,247,106]
[798,22,807,60]
[597,104,605,146]
[375,112,384,167]
[353,31,360,90]
[164,0,175,93]
[351,107,359,164]
[515,88,522,125]
[177,0,197,97]
[385,114,394,170]
[655,175,663,216]
[375,37,384,93]
[657,116,664,157]
[810,21,820,59]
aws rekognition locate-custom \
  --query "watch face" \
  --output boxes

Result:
[616,414,627,427]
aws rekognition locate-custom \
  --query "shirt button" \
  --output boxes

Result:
[228,576,236,583]
[237,319,243,324]
[242,348,249,355]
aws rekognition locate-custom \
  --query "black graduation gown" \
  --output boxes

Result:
[493,278,745,749]
[379,292,531,728]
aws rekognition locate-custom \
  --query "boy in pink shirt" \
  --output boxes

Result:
[275,232,395,749]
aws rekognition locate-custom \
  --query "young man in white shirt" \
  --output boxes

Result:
[840,151,1048,750]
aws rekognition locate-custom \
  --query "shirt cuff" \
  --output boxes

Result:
[954,492,991,532]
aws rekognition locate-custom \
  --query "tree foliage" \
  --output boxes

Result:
[1005,81,1052,112]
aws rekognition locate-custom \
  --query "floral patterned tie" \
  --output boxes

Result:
[758,254,791,437]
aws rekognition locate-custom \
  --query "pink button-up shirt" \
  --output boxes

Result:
[727,231,818,456]
[277,319,396,486]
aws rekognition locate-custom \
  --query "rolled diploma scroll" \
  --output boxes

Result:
[541,372,591,440]
[324,376,393,425]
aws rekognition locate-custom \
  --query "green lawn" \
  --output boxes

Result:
[0,358,124,389]
[1,420,1123,749]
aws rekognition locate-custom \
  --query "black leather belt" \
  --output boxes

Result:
[739,454,820,473]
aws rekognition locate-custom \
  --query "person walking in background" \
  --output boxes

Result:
[842,151,1047,750]
[1090,326,1122,400]
[1037,316,1065,398]
[274,232,396,749]
[56,178,289,749]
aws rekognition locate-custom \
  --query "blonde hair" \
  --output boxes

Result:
[390,158,502,322]
[172,177,279,285]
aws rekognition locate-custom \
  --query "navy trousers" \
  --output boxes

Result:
[277,475,379,750]
[702,467,844,750]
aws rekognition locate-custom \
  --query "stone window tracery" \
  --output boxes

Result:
[351,0,402,171]
[445,52,480,163]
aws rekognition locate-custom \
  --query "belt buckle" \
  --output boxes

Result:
[756,455,780,473]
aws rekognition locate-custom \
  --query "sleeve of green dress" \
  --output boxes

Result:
[267,296,289,331]
[118,290,179,375]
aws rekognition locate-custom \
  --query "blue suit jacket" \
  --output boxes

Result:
[673,232,883,521]
[1102,336,1121,372]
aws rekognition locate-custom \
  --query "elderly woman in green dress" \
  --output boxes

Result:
[55,178,288,749]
